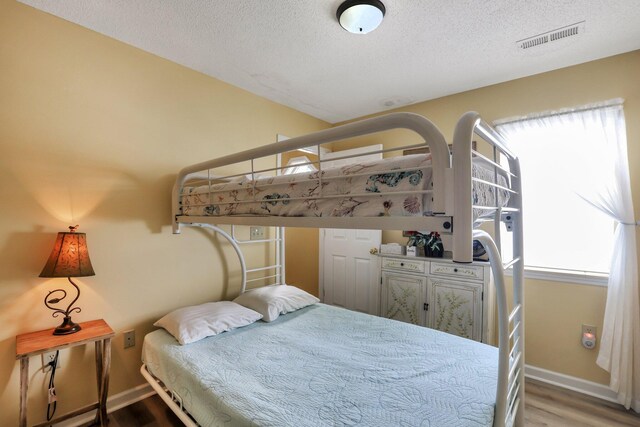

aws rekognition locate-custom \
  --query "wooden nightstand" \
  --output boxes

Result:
[16,319,115,427]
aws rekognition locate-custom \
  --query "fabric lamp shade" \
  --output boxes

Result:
[40,231,95,278]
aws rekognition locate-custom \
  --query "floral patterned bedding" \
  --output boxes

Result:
[180,154,508,221]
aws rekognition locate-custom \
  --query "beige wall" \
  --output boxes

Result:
[2,0,638,423]
[283,227,319,296]
[331,51,640,385]
[0,1,327,425]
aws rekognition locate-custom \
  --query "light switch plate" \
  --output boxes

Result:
[250,226,265,240]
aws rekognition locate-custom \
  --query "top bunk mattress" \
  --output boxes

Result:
[143,303,499,427]
[180,154,509,222]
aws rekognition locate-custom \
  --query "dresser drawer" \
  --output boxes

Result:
[430,262,484,280]
[381,257,426,273]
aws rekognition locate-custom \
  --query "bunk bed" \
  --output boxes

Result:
[141,112,525,427]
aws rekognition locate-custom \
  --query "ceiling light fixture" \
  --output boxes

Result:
[337,0,386,34]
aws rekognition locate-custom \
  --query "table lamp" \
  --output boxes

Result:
[39,225,95,335]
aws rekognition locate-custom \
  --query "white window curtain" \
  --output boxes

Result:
[496,99,639,411]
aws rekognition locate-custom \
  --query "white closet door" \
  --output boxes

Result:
[319,145,383,316]
[322,228,381,315]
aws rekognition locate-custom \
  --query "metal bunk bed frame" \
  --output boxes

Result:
[148,111,524,427]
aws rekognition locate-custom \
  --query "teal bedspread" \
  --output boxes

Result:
[143,304,498,426]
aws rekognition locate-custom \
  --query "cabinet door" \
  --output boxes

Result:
[427,278,482,341]
[381,271,427,326]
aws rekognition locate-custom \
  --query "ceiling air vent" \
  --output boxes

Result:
[517,21,585,50]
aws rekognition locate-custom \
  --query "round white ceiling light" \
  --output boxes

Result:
[337,0,386,34]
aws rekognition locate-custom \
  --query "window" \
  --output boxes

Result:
[283,155,316,175]
[496,106,617,281]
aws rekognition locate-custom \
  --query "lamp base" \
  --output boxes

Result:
[53,316,82,335]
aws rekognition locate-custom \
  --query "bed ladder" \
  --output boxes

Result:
[231,225,286,293]
[455,112,524,427]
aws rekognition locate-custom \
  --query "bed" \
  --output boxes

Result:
[150,111,524,427]
[143,304,499,427]
[179,153,510,223]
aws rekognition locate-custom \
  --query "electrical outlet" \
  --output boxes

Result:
[582,324,597,349]
[41,351,60,373]
[250,226,265,240]
[582,324,596,336]
[124,330,135,349]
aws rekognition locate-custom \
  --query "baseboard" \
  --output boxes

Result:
[55,383,156,427]
[525,364,618,404]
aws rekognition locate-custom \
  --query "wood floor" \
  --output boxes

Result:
[524,379,639,427]
[99,379,640,426]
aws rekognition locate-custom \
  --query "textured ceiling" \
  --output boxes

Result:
[19,0,640,123]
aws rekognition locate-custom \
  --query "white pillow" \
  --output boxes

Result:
[154,301,262,345]
[233,285,319,322]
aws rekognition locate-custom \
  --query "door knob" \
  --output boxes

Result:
[369,247,378,255]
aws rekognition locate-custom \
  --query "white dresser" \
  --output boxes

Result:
[380,255,495,344]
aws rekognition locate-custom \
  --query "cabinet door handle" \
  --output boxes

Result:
[400,263,404,266]
[454,268,458,272]
[423,303,429,311]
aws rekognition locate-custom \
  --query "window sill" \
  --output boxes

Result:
[505,266,608,287]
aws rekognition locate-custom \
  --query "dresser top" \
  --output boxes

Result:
[379,253,489,265]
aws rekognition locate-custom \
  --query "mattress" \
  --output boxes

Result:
[180,154,509,221]
[143,304,498,427]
